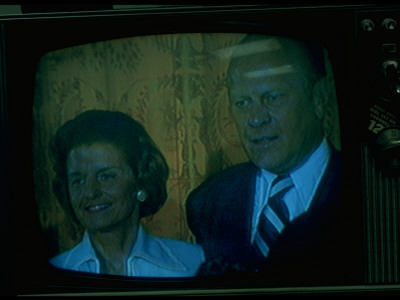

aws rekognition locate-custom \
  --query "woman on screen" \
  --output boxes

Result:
[49,109,204,277]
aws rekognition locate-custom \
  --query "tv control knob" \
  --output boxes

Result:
[372,59,400,102]
[361,19,375,32]
[383,60,400,97]
[382,18,398,30]
[374,126,400,172]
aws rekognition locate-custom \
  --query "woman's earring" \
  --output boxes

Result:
[136,190,147,202]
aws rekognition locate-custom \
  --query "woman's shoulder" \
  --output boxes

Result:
[131,228,204,276]
[140,229,204,263]
[49,249,70,268]
[49,246,80,270]
[145,232,204,260]
[157,235,204,254]
[49,233,97,271]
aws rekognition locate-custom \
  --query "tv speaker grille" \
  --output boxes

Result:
[362,143,400,284]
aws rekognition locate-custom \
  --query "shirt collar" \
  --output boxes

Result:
[127,225,189,272]
[69,225,188,273]
[66,231,99,271]
[290,138,331,211]
[259,138,331,209]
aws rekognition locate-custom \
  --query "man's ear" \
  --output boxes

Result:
[312,76,329,120]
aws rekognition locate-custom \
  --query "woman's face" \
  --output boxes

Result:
[66,142,138,233]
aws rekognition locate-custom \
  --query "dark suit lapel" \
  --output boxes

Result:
[264,147,342,265]
[305,146,342,213]
[216,162,259,260]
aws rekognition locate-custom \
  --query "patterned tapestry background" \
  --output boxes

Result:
[32,33,340,256]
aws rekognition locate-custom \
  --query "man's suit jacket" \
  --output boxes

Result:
[186,148,363,285]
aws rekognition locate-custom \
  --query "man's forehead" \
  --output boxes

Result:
[226,38,312,82]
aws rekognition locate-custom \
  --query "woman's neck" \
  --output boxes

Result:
[88,216,139,276]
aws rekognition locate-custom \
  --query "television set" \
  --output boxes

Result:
[1,3,400,296]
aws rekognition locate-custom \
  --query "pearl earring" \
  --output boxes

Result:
[136,190,147,202]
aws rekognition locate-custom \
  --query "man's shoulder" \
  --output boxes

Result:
[197,162,258,187]
[186,162,258,219]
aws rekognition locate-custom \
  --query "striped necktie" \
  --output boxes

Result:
[254,175,293,258]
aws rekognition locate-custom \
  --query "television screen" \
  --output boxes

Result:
[2,4,400,296]
[33,31,343,273]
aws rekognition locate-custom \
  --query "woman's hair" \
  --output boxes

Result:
[50,109,169,222]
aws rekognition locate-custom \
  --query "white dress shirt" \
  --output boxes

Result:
[50,225,205,277]
[251,138,331,244]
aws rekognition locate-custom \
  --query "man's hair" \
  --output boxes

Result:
[228,34,327,84]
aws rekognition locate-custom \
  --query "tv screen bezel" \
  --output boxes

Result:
[1,4,399,296]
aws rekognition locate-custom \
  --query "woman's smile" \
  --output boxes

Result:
[85,203,112,214]
[66,142,138,232]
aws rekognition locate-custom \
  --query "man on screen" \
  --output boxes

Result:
[186,35,356,283]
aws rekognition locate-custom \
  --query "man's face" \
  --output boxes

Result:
[228,40,325,174]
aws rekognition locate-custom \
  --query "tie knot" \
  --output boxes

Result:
[270,175,293,198]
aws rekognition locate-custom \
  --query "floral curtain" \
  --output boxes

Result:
[32,33,340,255]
